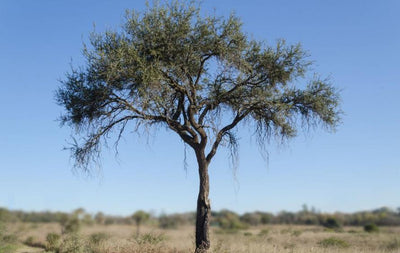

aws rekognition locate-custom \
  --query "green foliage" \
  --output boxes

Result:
[132,210,150,236]
[258,229,269,236]
[82,214,94,226]
[0,209,12,223]
[318,237,350,248]
[56,0,341,175]
[46,233,61,252]
[1,235,17,244]
[89,232,109,245]
[364,223,379,233]
[24,236,35,246]
[276,211,296,224]
[158,214,181,229]
[215,210,248,230]
[322,217,342,230]
[259,213,273,225]
[86,232,110,253]
[61,215,81,234]
[59,234,85,253]
[132,210,150,225]
[291,230,302,237]
[64,217,81,234]
[94,212,105,225]
[0,223,18,253]
[240,213,262,226]
[23,236,44,248]
[134,233,165,245]
[1,206,400,228]
[0,245,18,253]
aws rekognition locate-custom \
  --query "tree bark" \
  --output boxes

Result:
[195,150,211,253]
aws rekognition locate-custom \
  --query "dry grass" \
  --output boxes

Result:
[7,223,400,253]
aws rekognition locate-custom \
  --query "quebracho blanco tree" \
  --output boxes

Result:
[56,1,341,252]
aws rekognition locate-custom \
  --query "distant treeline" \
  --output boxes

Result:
[1,206,400,228]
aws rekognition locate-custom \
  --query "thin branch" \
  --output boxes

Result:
[206,111,248,162]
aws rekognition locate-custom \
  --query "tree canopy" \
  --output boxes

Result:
[56,2,340,171]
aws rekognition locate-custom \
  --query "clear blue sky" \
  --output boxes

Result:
[0,0,399,216]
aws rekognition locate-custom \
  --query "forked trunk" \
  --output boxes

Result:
[195,151,211,253]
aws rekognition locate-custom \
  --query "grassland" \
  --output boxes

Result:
[3,222,400,253]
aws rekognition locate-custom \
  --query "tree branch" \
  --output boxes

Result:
[206,111,248,162]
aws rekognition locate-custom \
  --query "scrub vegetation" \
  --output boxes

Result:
[1,207,400,253]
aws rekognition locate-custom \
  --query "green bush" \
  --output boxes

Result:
[0,223,18,253]
[85,232,110,253]
[59,234,85,253]
[89,232,109,245]
[0,244,18,253]
[24,236,35,246]
[216,211,248,230]
[258,229,269,236]
[158,214,185,229]
[134,233,165,245]
[1,235,17,244]
[364,223,379,233]
[291,230,302,237]
[62,216,81,234]
[240,213,262,226]
[318,237,350,248]
[46,233,61,252]
[322,217,342,230]
[24,236,44,248]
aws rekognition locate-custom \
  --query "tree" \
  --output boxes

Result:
[132,210,150,237]
[56,1,341,252]
[94,212,105,225]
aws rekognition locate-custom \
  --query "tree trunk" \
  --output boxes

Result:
[195,151,211,253]
[136,222,140,237]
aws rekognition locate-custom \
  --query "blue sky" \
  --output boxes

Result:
[0,0,399,216]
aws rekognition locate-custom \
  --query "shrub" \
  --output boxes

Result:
[291,230,302,237]
[46,233,61,252]
[216,211,248,230]
[59,234,85,253]
[24,236,45,248]
[158,214,186,229]
[86,232,110,253]
[134,233,165,245]
[260,213,273,225]
[240,213,261,226]
[322,217,342,230]
[62,216,81,234]
[1,235,17,244]
[258,229,269,236]
[364,223,379,233]
[0,244,18,253]
[0,223,18,253]
[24,236,35,246]
[318,237,350,248]
[89,232,109,245]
